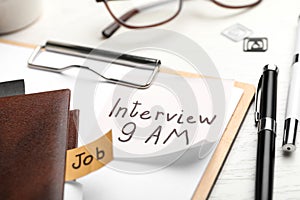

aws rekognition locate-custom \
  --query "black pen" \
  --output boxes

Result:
[254,64,278,200]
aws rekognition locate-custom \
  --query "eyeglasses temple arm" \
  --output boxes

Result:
[102,8,139,38]
[210,0,262,9]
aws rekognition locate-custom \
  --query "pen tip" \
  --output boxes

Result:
[263,64,279,73]
[283,144,296,152]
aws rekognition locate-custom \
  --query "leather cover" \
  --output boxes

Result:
[0,89,71,200]
[0,79,25,97]
[68,110,79,150]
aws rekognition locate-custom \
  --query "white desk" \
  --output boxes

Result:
[2,0,300,199]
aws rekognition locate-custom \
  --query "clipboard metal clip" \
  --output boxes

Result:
[28,41,161,89]
[254,74,262,126]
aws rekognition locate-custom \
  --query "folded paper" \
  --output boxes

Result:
[95,75,239,159]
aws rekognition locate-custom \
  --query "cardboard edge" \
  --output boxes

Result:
[0,38,36,49]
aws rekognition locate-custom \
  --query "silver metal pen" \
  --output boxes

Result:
[283,16,300,152]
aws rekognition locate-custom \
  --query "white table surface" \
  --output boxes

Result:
[2,0,300,199]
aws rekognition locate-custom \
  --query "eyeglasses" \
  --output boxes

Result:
[96,0,262,38]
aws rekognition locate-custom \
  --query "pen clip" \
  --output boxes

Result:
[254,75,263,126]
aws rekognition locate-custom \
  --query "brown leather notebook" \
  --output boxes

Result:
[0,89,72,200]
[68,110,79,150]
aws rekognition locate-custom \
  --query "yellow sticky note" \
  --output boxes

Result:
[65,130,113,181]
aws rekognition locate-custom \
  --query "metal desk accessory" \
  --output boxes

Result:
[28,41,161,89]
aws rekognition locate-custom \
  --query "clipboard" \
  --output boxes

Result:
[0,39,255,200]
